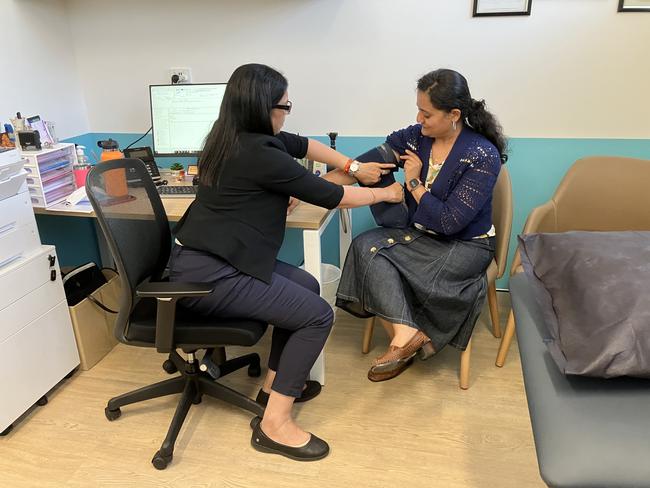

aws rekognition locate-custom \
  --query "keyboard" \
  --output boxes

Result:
[157,185,197,198]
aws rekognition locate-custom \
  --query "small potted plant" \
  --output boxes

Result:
[169,162,185,181]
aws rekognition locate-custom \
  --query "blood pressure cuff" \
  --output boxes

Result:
[355,143,409,229]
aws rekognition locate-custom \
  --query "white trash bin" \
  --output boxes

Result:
[321,263,342,311]
[301,263,341,311]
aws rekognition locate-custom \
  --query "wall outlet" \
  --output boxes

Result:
[169,67,192,84]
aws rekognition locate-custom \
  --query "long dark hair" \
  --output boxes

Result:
[199,63,288,185]
[417,69,508,162]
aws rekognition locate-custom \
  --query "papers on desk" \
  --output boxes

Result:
[47,187,93,213]
[47,201,93,213]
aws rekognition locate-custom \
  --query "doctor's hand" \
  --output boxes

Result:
[401,150,423,183]
[354,162,395,186]
[287,197,300,215]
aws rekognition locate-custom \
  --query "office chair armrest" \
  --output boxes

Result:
[136,281,214,353]
[135,281,214,298]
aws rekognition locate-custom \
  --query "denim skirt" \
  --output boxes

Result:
[336,226,494,351]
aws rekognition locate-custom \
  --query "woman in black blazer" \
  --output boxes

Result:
[171,63,403,461]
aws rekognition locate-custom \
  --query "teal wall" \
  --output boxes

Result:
[39,133,649,287]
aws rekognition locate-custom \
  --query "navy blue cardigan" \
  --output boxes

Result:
[386,124,502,240]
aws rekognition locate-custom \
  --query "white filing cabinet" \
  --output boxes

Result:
[0,189,40,268]
[0,150,79,435]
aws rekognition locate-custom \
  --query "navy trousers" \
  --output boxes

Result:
[169,244,333,397]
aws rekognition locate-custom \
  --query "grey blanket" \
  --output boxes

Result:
[518,231,650,378]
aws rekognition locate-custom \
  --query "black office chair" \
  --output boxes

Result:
[86,159,267,470]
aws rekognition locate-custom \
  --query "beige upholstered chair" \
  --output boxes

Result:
[496,156,650,367]
[361,166,513,389]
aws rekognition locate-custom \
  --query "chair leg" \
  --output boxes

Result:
[107,376,186,411]
[152,381,195,469]
[487,281,501,338]
[106,351,265,470]
[218,353,260,377]
[198,376,265,417]
[210,347,227,365]
[459,338,472,390]
[361,316,375,354]
[495,309,516,367]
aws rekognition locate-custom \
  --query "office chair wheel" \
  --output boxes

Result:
[0,424,12,436]
[152,450,172,470]
[162,359,178,374]
[105,407,122,421]
[36,395,48,406]
[248,362,262,377]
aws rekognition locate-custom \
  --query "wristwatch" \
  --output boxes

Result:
[348,161,361,175]
[408,178,421,191]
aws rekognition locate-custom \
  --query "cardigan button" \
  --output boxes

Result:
[387,238,395,244]
[404,235,412,242]
[370,246,377,253]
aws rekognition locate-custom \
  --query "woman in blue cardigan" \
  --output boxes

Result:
[336,69,508,381]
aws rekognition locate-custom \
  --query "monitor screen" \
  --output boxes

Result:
[150,83,227,156]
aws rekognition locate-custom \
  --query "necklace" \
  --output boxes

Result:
[429,149,445,171]
[425,149,446,190]
[430,133,458,172]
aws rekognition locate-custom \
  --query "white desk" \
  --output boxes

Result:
[35,199,352,384]
[302,207,352,385]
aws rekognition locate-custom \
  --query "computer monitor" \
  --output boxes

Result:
[149,83,227,156]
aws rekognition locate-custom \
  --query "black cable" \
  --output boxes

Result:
[124,126,152,150]
[86,293,118,314]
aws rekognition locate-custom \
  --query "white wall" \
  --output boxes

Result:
[62,0,650,138]
[0,0,88,139]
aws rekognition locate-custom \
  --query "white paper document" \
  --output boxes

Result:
[47,187,93,213]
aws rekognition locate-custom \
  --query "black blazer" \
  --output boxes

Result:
[174,132,344,283]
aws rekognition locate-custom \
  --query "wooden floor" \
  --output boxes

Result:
[0,294,543,487]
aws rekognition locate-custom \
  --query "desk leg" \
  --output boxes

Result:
[303,229,322,286]
[303,208,353,386]
[339,208,352,268]
[303,228,325,385]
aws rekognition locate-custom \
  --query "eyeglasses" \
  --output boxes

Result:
[272,100,292,114]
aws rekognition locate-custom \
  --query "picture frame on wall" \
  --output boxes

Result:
[618,0,650,12]
[473,0,532,17]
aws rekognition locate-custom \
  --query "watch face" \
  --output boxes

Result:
[409,178,419,189]
[350,162,360,173]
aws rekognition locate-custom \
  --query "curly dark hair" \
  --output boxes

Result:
[417,69,508,162]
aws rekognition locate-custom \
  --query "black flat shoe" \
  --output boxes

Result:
[250,416,261,430]
[255,380,322,407]
[251,422,329,461]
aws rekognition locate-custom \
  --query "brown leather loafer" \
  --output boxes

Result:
[368,357,414,382]
[251,422,330,461]
[372,330,433,368]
